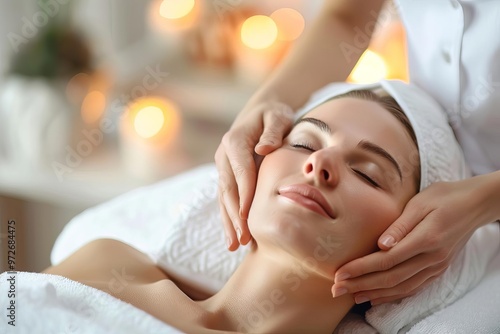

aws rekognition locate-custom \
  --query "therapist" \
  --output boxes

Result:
[214,0,500,305]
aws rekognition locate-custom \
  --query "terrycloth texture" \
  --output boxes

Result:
[51,80,500,332]
[0,271,183,334]
[333,313,378,334]
[366,222,499,333]
[407,250,500,334]
[335,246,500,334]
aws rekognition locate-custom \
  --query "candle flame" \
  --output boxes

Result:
[348,50,387,83]
[160,0,195,20]
[123,97,181,144]
[241,15,278,50]
[134,106,165,139]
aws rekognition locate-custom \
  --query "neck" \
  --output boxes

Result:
[198,243,354,333]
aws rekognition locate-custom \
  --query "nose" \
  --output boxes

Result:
[303,148,339,187]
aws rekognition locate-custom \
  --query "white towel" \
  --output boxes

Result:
[407,250,500,334]
[0,271,183,334]
[365,222,500,333]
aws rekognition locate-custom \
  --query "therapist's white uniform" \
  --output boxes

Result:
[396,0,500,176]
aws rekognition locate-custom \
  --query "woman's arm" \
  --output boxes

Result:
[216,0,387,251]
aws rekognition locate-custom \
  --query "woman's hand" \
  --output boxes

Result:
[331,172,500,305]
[215,101,295,251]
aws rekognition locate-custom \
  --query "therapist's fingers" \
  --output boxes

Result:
[255,102,295,156]
[218,191,239,251]
[332,252,440,297]
[378,195,428,250]
[217,139,254,244]
[218,164,240,250]
[354,268,444,306]
[334,236,424,284]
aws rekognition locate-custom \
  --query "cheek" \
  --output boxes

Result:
[340,186,402,259]
[248,150,323,255]
[248,150,295,234]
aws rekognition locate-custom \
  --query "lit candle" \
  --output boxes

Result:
[234,15,285,85]
[370,20,408,82]
[347,20,408,83]
[119,96,186,180]
[347,49,388,84]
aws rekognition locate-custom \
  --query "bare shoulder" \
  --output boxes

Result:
[43,238,170,285]
[43,239,218,330]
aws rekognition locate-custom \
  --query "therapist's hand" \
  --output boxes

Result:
[214,101,295,251]
[331,173,500,305]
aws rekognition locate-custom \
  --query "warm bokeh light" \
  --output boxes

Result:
[241,15,278,50]
[370,21,408,82]
[348,50,387,83]
[134,106,165,139]
[270,8,305,41]
[123,97,180,144]
[148,0,199,32]
[159,0,195,19]
[81,90,106,124]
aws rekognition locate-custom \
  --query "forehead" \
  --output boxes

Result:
[302,97,410,144]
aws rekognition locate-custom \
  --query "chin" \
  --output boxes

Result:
[250,208,319,257]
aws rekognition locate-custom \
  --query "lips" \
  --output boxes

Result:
[278,184,336,219]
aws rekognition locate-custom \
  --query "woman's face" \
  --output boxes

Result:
[248,97,419,279]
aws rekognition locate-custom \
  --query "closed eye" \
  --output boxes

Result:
[353,169,380,188]
[290,143,315,152]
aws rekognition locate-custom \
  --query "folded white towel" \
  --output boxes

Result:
[366,222,500,333]
[0,271,183,334]
[407,250,500,334]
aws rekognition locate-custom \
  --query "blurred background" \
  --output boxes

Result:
[0,0,407,272]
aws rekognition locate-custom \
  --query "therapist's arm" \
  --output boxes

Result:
[245,0,387,112]
[216,0,387,250]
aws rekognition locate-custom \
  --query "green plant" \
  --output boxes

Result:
[9,3,92,79]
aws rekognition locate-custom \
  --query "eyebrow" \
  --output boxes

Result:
[295,117,332,135]
[295,117,403,182]
[357,140,402,182]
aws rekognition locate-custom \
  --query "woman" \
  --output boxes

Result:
[44,83,429,333]
[215,0,500,306]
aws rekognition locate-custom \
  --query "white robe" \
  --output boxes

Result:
[397,0,500,175]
